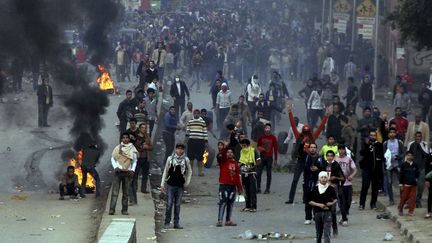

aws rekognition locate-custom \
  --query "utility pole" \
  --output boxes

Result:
[351,0,357,51]
[328,0,333,42]
[321,0,326,44]
[373,0,379,97]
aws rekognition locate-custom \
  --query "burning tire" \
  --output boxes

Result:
[203,147,215,168]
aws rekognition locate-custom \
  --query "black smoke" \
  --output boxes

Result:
[0,0,122,152]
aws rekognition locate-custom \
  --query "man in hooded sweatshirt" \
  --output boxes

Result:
[161,143,192,229]
[245,75,263,119]
[109,132,138,215]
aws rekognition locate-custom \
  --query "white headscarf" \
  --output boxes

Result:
[318,171,329,194]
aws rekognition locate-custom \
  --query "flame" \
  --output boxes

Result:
[69,150,95,191]
[96,65,116,92]
[202,150,209,165]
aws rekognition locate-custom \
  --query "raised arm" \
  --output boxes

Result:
[312,107,330,139]
[287,104,300,140]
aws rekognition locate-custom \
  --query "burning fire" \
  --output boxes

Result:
[69,150,95,191]
[96,65,116,92]
[202,150,209,165]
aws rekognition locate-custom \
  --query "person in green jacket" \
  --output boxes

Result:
[320,135,338,160]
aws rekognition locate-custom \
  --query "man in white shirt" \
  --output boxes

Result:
[307,87,325,128]
[109,132,138,215]
[216,83,232,134]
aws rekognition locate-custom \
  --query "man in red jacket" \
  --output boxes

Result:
[217,148,242,227]
[257,124,278,194]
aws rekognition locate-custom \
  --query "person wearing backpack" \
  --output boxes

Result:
[161,143,192,229]
[335,145,357,226]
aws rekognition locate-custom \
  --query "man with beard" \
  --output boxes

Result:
[117,90,134,135]
[256,124,278,194]
[359,130,385,210]
[170,76,190,115]
[286,104,330,204]
[303,143,323,225]
[130,123,152,205]
[186,109,208,177]
[326,104,345,142]
[109,133,138,215]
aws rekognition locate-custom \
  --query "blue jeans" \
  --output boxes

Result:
[217,184,237,222]
[165,185,184,225]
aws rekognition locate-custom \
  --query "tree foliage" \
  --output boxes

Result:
[387,0,432,50]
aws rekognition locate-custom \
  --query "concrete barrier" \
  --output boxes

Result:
[99,218,137,243]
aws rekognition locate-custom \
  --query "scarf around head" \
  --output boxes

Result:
[169,153,187,175]
[112,142,138,170]
[318,171,329,194]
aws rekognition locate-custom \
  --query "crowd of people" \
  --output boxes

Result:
[57,1,432,243]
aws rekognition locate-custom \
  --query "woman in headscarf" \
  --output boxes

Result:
[308,171,337,243]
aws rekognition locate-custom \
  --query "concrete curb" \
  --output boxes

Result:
[376,199,431,243]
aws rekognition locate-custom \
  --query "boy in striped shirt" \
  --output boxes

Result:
[186,109,208,176]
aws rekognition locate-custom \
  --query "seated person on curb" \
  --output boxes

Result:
[59,165,79,200]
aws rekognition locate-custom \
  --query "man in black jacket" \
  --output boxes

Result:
[136,61,158,90]
[170,76,190,115]
[37,76,53,128]
[398,151,419,216]
[117,90,134,135]
[80,142,101,198]
[359,130,384,210]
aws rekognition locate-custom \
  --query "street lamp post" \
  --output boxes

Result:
[373,0,379,97]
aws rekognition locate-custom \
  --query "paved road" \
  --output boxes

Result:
[159,168,403,243]
[157,78,405,243]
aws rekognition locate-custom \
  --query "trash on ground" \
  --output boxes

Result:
[50,214,61,218]
[11,195,27,200]
[383,232,394,241]
[146,236,157,240]
[237,230,255,240]
[16,216,26,221]
[376,212,391,220]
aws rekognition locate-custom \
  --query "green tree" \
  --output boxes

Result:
[387,0,432,50]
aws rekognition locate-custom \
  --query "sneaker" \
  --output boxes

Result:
[408,212,415,216]
[424,213,431,219]
[304,220,312,225]
[371,205,377,210]
[342,221,348,226]
[241,208,250,212]
[225,221,237,226]
[164,223,170,228]
[109,210,115,215]
[58,196,64,200]
[264,190,270,194]
[173,224,183,229]
[121,211,129,215]
[249,208,257,213]
[216,221,223,227]
[358,205,365,210]
[285,200,294,204]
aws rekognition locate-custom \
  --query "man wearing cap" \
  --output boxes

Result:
[216,83,232,138]
[185,109,208,176]
[170,76,190,115]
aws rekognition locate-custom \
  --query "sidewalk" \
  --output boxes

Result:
[376,193,432,243]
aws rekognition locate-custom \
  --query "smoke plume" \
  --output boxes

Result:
[0,0,121,151]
